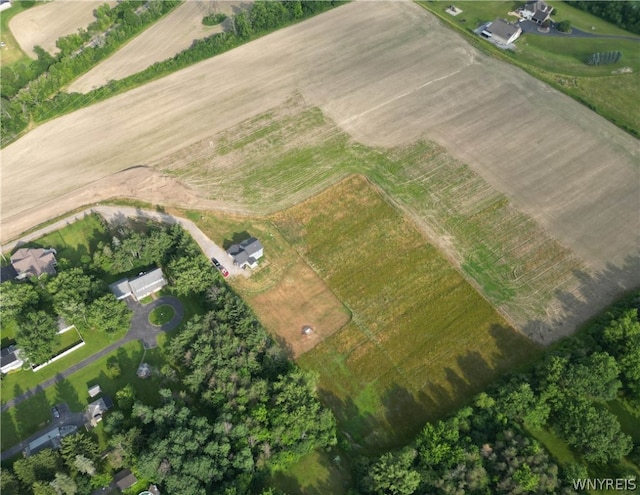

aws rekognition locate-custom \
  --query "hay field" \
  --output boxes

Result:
[273,175,541,449]
[67,1,252,94]
[8,1,115,58]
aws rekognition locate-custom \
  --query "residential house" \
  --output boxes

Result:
[483,19,523,45]
[0,345,23,374]
[109,267,167,301]
[114,469,137,492]
[521,0,553,24]
[86,395,113,428]
[10,247,57,279]
[227,237,264,269]
[0,264,17,283]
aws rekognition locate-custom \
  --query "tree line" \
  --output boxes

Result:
[352,293,640,494]
[1,0,180,146]
[566,1,640,35]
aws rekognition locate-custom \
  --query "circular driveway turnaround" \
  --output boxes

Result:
[127,296,184,349]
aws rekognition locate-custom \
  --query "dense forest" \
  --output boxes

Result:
[352,294,640,494]
[1,221,336,494]
[566,1,640,35]
[1,0,343,147]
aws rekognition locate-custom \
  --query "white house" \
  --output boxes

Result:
[0,345,23,374]
[483,19,522,45]
[227,237,264,269]
[521,0,553,24]
[109,267,167,301]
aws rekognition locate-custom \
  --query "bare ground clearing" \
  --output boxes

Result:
[8,1,115,58]
[67,1,252,94]
[2,2,638,337]
[247,261,350,358]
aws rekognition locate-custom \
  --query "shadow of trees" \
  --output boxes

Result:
[522,253,640,344]
[222,231,252,250]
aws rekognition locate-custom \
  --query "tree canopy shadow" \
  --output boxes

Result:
[222,231,252,250]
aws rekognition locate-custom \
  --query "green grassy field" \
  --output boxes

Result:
[0,340,160,452]
[159,98,585,340]
[418,1,640,136]
[273,175,541,451]
[21,212,110,265]
[0,0,34,66]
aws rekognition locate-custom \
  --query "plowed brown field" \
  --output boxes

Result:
[67,1,252,94]
[9,0,115,58]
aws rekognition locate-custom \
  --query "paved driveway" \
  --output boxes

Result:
[127,295,184,349]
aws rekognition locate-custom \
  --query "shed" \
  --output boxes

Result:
[114,469,138,491]
[88,384,102,398]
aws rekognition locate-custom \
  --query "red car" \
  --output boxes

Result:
[221,267,229,278]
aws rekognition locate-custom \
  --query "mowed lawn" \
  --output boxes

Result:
[0,340,168,452]
[273,176,541,451]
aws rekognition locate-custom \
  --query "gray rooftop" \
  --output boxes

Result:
[0,345,20,368]
[487,19,521,41]
[128,268,167,300]
[109,278,132,299]
[239,237,263,256]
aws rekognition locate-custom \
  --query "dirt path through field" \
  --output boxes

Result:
[9,1,115,58]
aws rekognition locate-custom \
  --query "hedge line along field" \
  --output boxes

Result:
[67,1,252,94]
[272,175,541,450]
[8,0,116,59]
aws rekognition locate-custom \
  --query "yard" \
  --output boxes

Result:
[418,1,640,135]
[0,340,171,452]
[273,176,541,451]
[0,0,34,66]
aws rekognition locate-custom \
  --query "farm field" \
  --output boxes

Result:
[272,175,541,449]
[8,0,116,59]
[67,1,251,94]
[2,2,638,341]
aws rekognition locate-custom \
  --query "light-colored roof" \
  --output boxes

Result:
[109,278,132,299]
[88,384,102,397]
[487,19,521,41]
[28,428,60,452]
[128,268,166,300]
[10,248,56,278]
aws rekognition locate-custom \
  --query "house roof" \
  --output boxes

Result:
[114,469,137,490]
[0,264,17,283]
[88,384,102,397]
[487,19,521,41]
[525,0,550,12]
[109,278,132,299]
[532,9,549,22]
[239,237,263,256]
[10,248,56,278]
[128,268,167,300]
[0,345,20,368]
